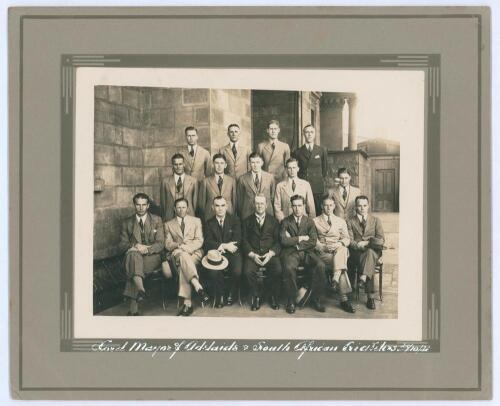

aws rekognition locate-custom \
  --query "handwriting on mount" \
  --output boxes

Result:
[91,339,432,359]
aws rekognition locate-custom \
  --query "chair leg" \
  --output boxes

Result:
[379,264,383,302]
[161,279,167,310]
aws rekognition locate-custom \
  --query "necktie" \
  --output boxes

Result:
[219,219,224,232]
[176,176,182,193]
[292,179,296,192]
[271,142,276,151]
[296,217,300,228]
[254,175,260,190]
[189,146,194,157]
[180,218,185,235]
[308,145,312,152]
[232,144,237,159]
[361,216,366,232]
[139,218,145,243]
[217,176,223,192]
[342,187,347,200]
[327,216,332,226]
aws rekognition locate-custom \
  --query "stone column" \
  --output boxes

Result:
[319,93,345,151]
[347,95,358,151]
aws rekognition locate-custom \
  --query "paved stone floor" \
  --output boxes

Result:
[98,212,399,319]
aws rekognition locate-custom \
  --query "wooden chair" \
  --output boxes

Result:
[352,257,384,302]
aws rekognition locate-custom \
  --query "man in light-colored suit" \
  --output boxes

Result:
[160,153,198,222]
[180,126,212,182]
[237,152,275,220]
[331,167,361,220]
[347,195,385,311]
[257,119,291,183]
[164,198,210,316]
[198,153,237,222]
[274,157,316,222]
[218,123,251,179]
[314,195,355,314]
[119,193,165,316]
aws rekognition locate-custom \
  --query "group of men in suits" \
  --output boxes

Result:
[119,120,385,316]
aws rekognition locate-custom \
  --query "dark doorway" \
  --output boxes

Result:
[374,168,396,212]
[251,90,299,151]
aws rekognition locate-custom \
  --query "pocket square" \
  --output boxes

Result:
[314,154,320,159]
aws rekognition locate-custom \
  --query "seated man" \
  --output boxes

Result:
[164,198,210,316]
[347,195,385,310]
[119,193,165,316]
[202,196,242,308]
[241,194,282,311]
[280,194,326,314]
[313,195,355,313]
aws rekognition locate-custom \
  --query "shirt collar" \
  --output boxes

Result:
[255,213,266,221]
[176,216,185,225]
[305,142,314,150]
[175,173,185,182]
[253,171,261,180]
[324,213,332,222]
[357,213,366,222]
[216,215,226,224]
[294,215,302,224]
[136,213,148,223]
[230,141,238,148]
[188,144,197,152]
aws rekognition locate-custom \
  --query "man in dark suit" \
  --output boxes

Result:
[280,194,327,314]
[203,196,242,307]
[236,152,276,220]
[241,194,282,311]
[160,153,198,221]
[119,193,165,316]
[347,195,385,310]
[293,124,329,216]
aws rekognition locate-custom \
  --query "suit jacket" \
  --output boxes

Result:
[332,185,361,220]
[164,215,204,258]
[236,171,276,220]
[241,213,281,257]
[257,139,291,183]
[198,174,237,222]
[274,177,316,222]
[219,143,251,179]
[347,214,385,251]
[293,144,328,195]
[313,213,350,251]
[118,213,165,255]
[279,214,318,255]
[180,145,213,182]
[160,174,198,221]
[203,213,242,252]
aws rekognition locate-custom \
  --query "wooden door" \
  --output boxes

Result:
[374,169,395,212]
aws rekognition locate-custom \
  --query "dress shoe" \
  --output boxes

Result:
[136,290,147,302]
[367,298,376,310]
[215,296,224,309]
[270,296,280,310]
[286,302,296,314]
[251,296,261,311]
[197,289,210,305]
[340,300,356,313]
[126,311,140,316]
[226,293,234,306]
[177,304,193,316]
[311,298,326,313]
[297,287,312,308]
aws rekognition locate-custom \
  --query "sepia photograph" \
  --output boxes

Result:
[73,68,424,340]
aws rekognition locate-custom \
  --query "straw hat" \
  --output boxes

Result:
[201,249,229,271]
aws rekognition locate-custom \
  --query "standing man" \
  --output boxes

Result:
[164,198,210,316]
[202,196,242,308]
[241,194,282,311]
[314,195,355,313]
[274,157,316,222]
[198,153,237,222]
[292,124,329,216]
[237,152,275,220]
[257,119,291,183]
[331,167,361,220]
[160,153,198,221]
[181,126,212,182]
[347,195,385,310]
[218,123,251,179]
[119,193,165,316]
[280,195,327,314]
